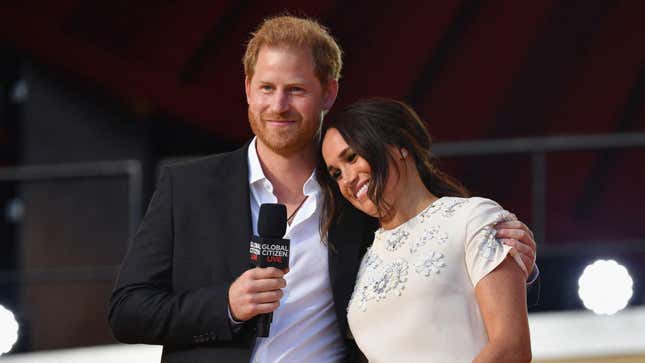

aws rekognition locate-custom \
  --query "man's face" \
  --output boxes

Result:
[245,45,338,156]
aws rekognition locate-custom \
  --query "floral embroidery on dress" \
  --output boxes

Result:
[477,226,501,260]
[350,198,477,313]
[410,225,449,253]
[417,200,442,222]
[353,258,410,312]
[363,248,382,270]
[440,198,469,218]
[496,210,517,226]
[414,251,447,276]
[384,229,410,251]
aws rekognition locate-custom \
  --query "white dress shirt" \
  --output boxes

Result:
[247,138,345,363]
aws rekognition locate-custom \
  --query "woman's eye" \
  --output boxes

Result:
[348,153,357,163]
[330,170,341,180]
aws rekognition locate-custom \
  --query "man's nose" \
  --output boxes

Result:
[269,92,289,114]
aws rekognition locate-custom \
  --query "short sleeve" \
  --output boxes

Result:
[464,198,520,287]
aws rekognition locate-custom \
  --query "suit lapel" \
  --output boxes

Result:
[205,144,253,279]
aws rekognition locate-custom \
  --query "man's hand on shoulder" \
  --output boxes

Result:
[494,217,537,277]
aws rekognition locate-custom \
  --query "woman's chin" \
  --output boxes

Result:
[351,201,379,218]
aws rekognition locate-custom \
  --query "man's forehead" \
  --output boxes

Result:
[251,45,322,85]
[256,44,314,64]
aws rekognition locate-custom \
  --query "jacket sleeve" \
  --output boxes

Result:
[107,167,249,346]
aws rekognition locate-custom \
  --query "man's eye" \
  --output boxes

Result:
[261,85,273,92]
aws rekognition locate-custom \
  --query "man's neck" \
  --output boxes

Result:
[255,140,316,204]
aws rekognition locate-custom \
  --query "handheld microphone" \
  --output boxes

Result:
[250,203,290,337]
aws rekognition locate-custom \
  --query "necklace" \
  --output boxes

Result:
[287,196,309,225]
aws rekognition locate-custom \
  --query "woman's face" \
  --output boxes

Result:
[322,128,400,218]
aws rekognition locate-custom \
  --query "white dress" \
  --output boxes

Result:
[347,197,517,363]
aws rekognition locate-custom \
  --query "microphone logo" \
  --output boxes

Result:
[250,238,289,268]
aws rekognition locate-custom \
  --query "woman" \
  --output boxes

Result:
[318,98,531,362]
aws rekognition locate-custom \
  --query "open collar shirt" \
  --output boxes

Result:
[247,138,345,363]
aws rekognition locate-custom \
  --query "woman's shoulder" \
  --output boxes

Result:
[435,197,511,232]
[437,196,504,214]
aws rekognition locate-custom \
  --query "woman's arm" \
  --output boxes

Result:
[473,255,532,363]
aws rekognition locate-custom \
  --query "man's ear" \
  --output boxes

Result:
[244,76,251,104]
[322,79,339,112]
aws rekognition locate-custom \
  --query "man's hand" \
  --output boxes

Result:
[494,217,537,276]
[228,267,287,322]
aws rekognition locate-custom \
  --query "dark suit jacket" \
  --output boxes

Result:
[108,145,378,363]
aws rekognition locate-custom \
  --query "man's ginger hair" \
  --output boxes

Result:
[243,15,342,84]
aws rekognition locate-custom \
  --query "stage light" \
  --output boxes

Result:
[578,259,633,315]
[10,79,29,103]
[0,304,19,355]
[4,197,24,223]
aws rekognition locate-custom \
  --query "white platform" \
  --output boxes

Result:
[1,307,644,362]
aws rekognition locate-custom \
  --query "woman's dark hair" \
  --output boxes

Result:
[317,98,469,241]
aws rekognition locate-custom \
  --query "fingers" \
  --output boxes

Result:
[500,238,534,259]
[495,217,539,279]
[494,220,534,238]
[252,290,284,304]
[247,266,287,279]
[252,302,282,315]
[496,228,534,246]
[251,276,287,292]
[500,238,536,276]
[228,267,287,321]
[521,255,535,276]
[495,226,537,252]
[507,248,529,277]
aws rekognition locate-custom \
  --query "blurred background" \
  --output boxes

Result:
[0,1,643,362]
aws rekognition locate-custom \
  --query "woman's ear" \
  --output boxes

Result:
[385,146,409,162]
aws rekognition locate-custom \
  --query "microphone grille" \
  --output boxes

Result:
[258,203,287,237]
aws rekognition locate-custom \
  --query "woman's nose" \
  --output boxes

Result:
[341,167,357,190]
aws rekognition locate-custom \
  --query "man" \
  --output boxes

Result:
[108,15,538,362]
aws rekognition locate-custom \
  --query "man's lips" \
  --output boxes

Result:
[265,119,296,126]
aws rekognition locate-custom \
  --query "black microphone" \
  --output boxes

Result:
[250,203,290,337]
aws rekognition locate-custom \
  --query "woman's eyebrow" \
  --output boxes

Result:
[337,146,351,159]
[325,146,351,173]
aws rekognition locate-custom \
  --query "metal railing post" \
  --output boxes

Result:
[531,151,546,245]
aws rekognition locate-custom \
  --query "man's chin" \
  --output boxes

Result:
[257,136,305,157]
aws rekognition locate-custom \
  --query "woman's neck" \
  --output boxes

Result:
[380,172,438,230]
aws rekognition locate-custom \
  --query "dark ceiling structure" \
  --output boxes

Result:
[0,1,641,140]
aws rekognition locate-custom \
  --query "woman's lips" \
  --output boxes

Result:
[355,181,369,200]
